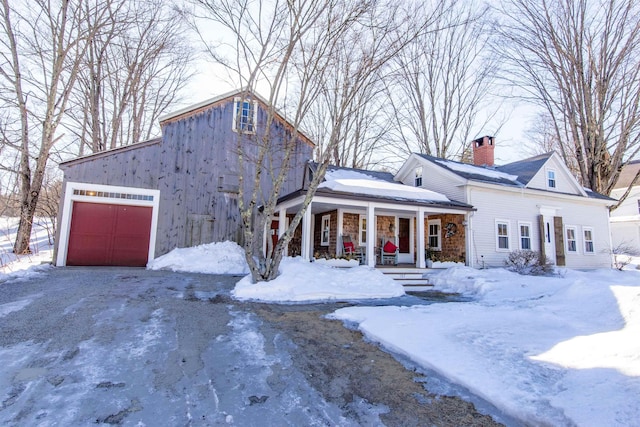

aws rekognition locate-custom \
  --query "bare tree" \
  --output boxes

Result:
[306,63,391,169]
[495,0,640,207]
[189,0,431,282]
[35,169,62,245]
[0,0,109,254]
[524,111,579,176]
[384,2,501,162]
[66,0,193,155]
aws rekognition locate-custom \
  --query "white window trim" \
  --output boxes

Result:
[546,169,557,189]
[428,219,441,251]
[583,226,595,255]
[56,182,161,267]
[358,214,367,246]
[565,225,578,254]
[495,219,510,252]
[321,214,330,246]
[518,221,532,251]
[232,97,258,134]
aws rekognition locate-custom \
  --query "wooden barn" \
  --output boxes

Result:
[54,89,313,267]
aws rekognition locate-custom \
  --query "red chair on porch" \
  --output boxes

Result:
[380,238,398,265]
[342,235,365,264]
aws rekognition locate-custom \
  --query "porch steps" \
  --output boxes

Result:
[377,267,435,291]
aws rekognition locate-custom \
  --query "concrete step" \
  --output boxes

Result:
[378,267,434,289]
[402,284,434,292]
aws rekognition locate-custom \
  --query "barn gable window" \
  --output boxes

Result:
[233,98,257,134]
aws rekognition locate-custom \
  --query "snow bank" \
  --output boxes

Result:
[0,217,53,282]
[332,267,640,426]
[233,257,405,302]
[147,241,249,275]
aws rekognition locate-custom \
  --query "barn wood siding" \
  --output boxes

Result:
[61,97,312,257]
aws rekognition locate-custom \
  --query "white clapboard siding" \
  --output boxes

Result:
[467,185,611,269]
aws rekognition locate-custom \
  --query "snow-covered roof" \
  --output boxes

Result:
[434,159,520,184]
[416,152,614,200]
[320,168,451,203]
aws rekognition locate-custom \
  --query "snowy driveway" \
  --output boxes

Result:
[0,267,507,426]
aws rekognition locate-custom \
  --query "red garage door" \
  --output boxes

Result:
[66,202,153,267]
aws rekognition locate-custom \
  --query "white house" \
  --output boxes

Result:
[609,160,640,252]
[394,136,615,269]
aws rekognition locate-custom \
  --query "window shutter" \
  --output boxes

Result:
[553,216,565,266]
[538,215,546,260]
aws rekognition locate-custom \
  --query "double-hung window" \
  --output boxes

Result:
[547,170,556,188]
[414,167,423,187]
[233,98,257,133]
[583,227,594,254]
[496,220,510,251]
[519,222,532,250]
[565,226,577,253]
[321,215,330,246]
[428,219,441,250]
[358,215,367,246]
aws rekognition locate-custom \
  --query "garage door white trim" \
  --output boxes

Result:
[57,181,161,266]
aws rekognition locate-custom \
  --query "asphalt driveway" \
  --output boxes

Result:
[0,267,511,426]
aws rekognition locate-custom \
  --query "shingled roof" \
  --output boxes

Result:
[415,152,613,201]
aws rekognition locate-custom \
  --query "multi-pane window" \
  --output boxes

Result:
[428,220,441,250]
[414,167,423,187]
[233,99,256,133]
[359,215,367,246]
[565,226,577,253]
[496,220,510,250]
[321,215,330,246]
[583,228,594,254]
[547,170,556,188]
[519,222,531,250]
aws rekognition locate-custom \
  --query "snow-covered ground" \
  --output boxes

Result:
[332,266,640,426]
[4,236,638,426]
[0,217,54,282]
[153,242,640,426]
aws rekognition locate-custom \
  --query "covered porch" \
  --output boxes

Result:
[268,190,473,269]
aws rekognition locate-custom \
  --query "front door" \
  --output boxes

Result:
[398,218,410,253]
[270,220,279,250]
[541,214,556,265]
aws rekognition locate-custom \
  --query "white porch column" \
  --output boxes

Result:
[278,208,287,256]
[301,203,313,261]
[417,208,426,268]
[465,212,474,268]
[366,203,376,267]
[337,208,344,256]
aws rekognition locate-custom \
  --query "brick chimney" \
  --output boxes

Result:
[472,135,495,167]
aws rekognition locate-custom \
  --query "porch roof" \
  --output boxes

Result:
[275,187,475,212]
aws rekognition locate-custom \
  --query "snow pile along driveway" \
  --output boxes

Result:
[233,257,405,302]
[331,266,640,426]
[147,241,249,275]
